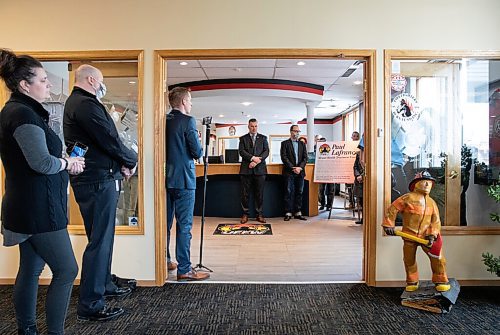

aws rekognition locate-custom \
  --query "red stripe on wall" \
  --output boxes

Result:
[189,83,323,96]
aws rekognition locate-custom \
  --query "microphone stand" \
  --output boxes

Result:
[194,121,213,273]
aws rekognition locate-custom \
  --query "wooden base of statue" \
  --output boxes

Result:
[400,278,460,314]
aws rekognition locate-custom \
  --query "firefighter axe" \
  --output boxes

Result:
[395,231,442,259]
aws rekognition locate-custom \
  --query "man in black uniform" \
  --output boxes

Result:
[238,118,269,223]
[64,64,138,322]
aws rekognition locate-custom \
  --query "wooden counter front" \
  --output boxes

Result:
[195,163,318,216]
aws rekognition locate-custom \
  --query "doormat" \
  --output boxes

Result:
[214,223,272,235]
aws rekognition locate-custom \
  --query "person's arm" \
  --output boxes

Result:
[260,136,269,161]
[425,199,441,238]
[13,124,63,174]
[280,141,294,170]
[75,100,137,168]
[298,142,307,169]
[13,124,84,175]
[383,195,406,235]
[185,117,203,160]
[238,136,253,161]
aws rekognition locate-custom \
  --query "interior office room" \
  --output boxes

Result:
[0,1,499,334]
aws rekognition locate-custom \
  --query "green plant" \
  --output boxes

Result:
[482,183,500,276]
[481,252,500,277]
[487,184,500,222]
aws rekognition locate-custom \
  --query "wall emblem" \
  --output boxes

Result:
[391,74,407,92]
[391,93,421,123]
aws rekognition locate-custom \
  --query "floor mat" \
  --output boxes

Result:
[214,223,272,235]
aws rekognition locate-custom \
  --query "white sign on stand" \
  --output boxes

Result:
[313,141,359,184]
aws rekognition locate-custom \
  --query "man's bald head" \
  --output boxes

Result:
[74,64,103,94]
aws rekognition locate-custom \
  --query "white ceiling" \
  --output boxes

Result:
[166,59,364,124]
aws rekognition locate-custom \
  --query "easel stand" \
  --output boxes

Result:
[193,121,213,273]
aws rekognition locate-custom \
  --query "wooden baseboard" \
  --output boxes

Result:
[375,279,500,287]
[0,278,157,286]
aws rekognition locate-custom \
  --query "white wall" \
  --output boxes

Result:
[0,0,499,283]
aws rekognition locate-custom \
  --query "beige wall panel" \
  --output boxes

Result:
[0,0,499,283]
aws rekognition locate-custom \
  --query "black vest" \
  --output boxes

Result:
[0,92,69,234]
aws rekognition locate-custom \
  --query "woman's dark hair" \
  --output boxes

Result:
[0,48,43,92]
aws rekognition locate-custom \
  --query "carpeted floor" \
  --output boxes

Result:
[0,284,498,335]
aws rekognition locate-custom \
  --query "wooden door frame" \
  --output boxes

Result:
[154,49,377,286]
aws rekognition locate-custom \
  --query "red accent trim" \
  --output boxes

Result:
[189,83,323,96]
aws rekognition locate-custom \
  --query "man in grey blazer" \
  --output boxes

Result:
[238,118,269,223]
[166,87,209,281]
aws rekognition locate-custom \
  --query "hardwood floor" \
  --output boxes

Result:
[167,202,363,283]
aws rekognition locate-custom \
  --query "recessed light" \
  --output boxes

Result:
[179,61,188,66]
[128,81,136,84]
[297,61,306,66]
[241,102,252,106]
[219,114,224,118]
[353,80,362,85]
[246,114,251,118]
[262,120,267,124]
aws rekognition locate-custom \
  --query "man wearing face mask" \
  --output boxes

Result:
[64,64,138,322]
[280,125,308,221]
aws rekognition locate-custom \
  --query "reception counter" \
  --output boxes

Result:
[194,163,318,218]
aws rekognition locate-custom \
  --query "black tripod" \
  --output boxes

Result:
[194,117,213,273]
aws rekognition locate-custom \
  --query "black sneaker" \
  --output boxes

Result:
[112,274,137,290]
[104,286,132,298]
[77,306,124,322]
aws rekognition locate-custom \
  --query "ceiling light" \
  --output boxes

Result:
[353,80,362,85]
[179,61,188,66]
[246,114,251,118]
[219,114,224,118]
[241,102,252,106]
[297,61,306,66]
[128,81,136,84]
[261,121,267,124]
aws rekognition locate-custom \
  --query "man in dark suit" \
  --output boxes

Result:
[238,118,269,223]
[166,87,209,281]
[64,65,137,321]
[280,125,308,221]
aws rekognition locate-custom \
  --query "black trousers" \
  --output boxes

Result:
[72,180,120,316]
[240,174,266,216]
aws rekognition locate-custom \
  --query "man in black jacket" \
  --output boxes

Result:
[238,118,269,223]
[64,64,137,322]
[280,125,308,221]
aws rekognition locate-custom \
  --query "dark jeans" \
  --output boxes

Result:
[166,192,175,263]
[167,188,195,274]
[240,174,266,216]
[284,174,305,214]
[72,180,119,316]
[318,183,334,208]
[15,229,78,335]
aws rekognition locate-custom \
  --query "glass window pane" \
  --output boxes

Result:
[390,58,499,227]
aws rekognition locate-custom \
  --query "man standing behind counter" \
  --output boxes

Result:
[281,125,308,221]
[64,64,138,322]
[238,118,269,224]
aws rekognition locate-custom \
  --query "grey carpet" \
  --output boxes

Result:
[0,284,498,334]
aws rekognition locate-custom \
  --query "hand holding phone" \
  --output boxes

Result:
[69,142,88,157]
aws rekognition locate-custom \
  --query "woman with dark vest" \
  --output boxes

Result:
[0,49,85,335]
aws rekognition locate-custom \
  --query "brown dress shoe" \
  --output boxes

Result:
[256,215,266,223]
[167,261,177,271]
[177,269,210,281]
[240,214,249,223]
